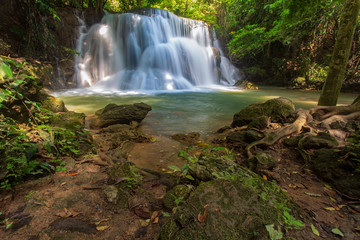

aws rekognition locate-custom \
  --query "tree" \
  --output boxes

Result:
[318,0,360,106]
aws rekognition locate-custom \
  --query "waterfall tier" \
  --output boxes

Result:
[75,8,240,91]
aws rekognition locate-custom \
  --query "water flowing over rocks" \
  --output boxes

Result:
[75,8,241,90]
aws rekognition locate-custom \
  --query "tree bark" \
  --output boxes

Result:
[318,0,360,106]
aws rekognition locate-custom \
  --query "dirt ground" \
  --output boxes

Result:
[1,125,360,239]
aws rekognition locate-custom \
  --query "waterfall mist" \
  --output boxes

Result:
[75,8,241,91]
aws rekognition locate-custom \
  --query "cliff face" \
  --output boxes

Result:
[0,1,103,90]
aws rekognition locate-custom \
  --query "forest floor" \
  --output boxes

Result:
[1,117,360,240]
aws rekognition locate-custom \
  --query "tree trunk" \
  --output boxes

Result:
[318,0,360,106]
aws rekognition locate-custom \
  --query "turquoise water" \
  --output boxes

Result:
[55,87,357,136]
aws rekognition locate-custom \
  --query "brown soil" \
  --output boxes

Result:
[1,123,360,239]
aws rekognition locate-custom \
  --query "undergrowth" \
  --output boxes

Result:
[0,56,89,189]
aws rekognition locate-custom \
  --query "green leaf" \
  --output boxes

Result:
[332,228,344,237]
[0,62,13,79]
[311,224,320,236]
[186,175,195,181]
[265,224,283,240]
[168,165,181,172]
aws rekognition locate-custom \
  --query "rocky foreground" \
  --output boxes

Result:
[1,96,360,239]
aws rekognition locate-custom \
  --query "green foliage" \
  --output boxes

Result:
[0,57,89,189]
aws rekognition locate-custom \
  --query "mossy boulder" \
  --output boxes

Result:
[52,111,85,130]
[91,102,152,128]
[311,148,360,198]
[159,176,303,240]
[163,185,192,210]
[41,95,67,113]
[231,97,295,127]
[247,152,276,172]
[298,132,338,150]
[234,80,259,90]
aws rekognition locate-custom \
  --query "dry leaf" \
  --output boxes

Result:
[151,211,159,222]
[263,175,268,181]
[96,225,110,231]
[324,207,336,211]
[60,182,66,186]
[198,204,209,223]
[311,224,320,236]
[95,218,111,225]
[152,217,159,224]
[305,192,321,197]
[67,172,79,176]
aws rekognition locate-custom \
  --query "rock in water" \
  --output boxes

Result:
[91,102,152,128]
[232,97,295,127]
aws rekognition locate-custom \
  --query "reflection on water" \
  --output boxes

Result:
[55,87,357,136]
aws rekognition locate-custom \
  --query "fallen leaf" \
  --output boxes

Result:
[263,175,268,181]
[329,197,337,202]
[331,228,344,237]
[152,217,159,224]
[198,204,209,224]
[337,212,344,218]
[324,207,336,211]
[288,184,297,188]
[96,225,110,231]
[150,137,156,142]
[151,211,159,222]
[305,192,321,197]
[95,218,111,225]
[60,182,66,186]
[55,208,79,218]
[67,172,79,176]
[311,224,320,236]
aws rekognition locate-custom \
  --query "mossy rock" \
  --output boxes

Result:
[91,102,152,128]
[41,96,67,113]
[247,152,276,172]
[52,111,85,130]
[311,148,360,198]
[234,80,259,90]
[163,185,192,210]
[226,130,264,149]
[232,97,295,127]
[298,132,338,150]
[247,116,270,130]
[159,176,303,240]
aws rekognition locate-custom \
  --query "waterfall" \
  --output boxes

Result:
[75,8,241,91]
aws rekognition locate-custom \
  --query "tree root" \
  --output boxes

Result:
[246,109,311,158]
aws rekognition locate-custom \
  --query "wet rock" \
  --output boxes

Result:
[50,218,97,234]
[102,185,119,204]
[234,80,259,90]
[52,111,85,130]
[216,125,231,133]
[299,132,338,149]
[91,102,152,128]
[211,47,221,67]
[41,95,67,113]
[232,97,295,127]
[163,185,192,209]
[171,132,200,144]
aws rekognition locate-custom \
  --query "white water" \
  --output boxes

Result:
[74,8,241,91]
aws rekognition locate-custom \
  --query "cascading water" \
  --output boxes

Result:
[75,8,241,91]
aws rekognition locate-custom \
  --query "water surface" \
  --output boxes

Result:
[56,87,357,136]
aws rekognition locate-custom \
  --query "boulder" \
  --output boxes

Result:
[298,132,339,149]
[91,102,151,128]
[232,97,295,128]
[234,80,259,90]
[211,47,221,68]
[41,95,67,113]
[52,111,85,130]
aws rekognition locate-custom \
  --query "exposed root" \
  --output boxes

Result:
[246,109,310,158]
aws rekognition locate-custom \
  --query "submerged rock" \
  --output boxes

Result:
[232,97,295,127]
[91,102,152,128]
